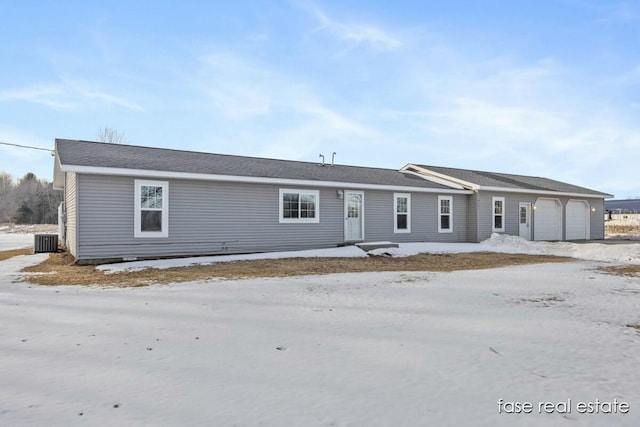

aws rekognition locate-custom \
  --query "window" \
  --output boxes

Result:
[279,189,319,223]
[394,193,411,233]
[135,180,169,238]
[520,206,527,224]
[492,196,505,232]
[438,196,453,233]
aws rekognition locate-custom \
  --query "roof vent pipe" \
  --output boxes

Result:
[319,153,325,166]
[331,152,336,166]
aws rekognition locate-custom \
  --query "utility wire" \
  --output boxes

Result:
[0,140,54,153]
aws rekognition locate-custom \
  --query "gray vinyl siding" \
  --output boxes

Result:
[75,174,346,260]
[74,174,470,260]
[467,194,479,242]
[477,192,606,241]
[477,192,539,241]
[64,172,78,257]
[363,192,467,243]
[589,198,605,239]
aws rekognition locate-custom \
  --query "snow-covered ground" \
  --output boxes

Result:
[0,232,35,251]
[2,234,640,426]
[99,234,640,273]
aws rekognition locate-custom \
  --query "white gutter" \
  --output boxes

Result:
[477,186,612,199]
[402,164,611,199]
[60,164,474,195]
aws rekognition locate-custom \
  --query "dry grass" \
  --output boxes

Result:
[598,265,640,277]
[18,251,572,287]
[0,247,32,262]
[605,224,640,235]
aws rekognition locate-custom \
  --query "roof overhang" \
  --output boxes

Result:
[401,164,612,199]
[475,186,613,199]
[58,164,474,195]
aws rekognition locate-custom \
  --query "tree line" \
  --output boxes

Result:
[0,172,62,224]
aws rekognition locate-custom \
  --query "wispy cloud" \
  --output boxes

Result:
[190,51,377,160]
[0,81,142,112]
[301,2,401,52]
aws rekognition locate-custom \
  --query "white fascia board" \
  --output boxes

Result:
[399,169,467,190]
[60,164,474,195]
[52,154,65,190]
[477,186,611,199]
[401,164,479,190]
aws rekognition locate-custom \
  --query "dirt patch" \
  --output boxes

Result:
[0,248,32,262]
[598,265,640,277]
[627,324,640,331]
[20,251,572,287]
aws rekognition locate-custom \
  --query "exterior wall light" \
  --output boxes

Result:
[532,205,537,210]
[336,189,344,199]
[591,207,596,212]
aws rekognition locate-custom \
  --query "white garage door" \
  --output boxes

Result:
[566,200,590,240]
[534,198,562,241]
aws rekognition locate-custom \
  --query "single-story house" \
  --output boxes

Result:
[52,139,613,263]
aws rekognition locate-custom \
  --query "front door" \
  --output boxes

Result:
[519,202,531,240]
[345,191,364,241]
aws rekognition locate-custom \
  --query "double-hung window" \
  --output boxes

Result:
[279,189,319,223]
[438,196,453,233]
[135,180,169,238]
[492,196,505,232]
[394,193,411,233]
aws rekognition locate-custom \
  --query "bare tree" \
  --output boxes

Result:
[97,126,127,144]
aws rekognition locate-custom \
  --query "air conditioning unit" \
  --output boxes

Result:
[34,234,58,253]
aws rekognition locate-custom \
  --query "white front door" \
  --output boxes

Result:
[519,202,531,240]
[345,191,364,241]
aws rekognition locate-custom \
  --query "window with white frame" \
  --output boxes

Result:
[492,196,505,232]
[438,196,453,233]
[394,193,411,233]
[279,189,319,223]
[135,180,169,238]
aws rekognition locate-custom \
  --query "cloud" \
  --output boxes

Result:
[302,2,401,52]
[196,54,272,119]
[0,82,142,112]
[190,51,378,162]
[0,86,74,110]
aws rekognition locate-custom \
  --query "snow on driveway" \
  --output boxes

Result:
[1,253,640,426]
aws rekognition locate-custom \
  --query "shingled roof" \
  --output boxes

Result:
[408,164,612,197]
[54,139,458,191]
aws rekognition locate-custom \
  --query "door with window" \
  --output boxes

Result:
[345,191,364,241]
[519,202,531,240]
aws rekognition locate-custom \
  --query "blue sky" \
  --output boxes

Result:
[1,0,639,197]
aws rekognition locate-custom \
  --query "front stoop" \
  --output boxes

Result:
[355,241,399,252]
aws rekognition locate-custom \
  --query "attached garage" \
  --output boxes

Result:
[566,200,590,240]
[534,198,562,241]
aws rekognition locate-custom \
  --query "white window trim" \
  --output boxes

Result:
[134,179,169,238]
[438,195,453,233]
[279,189,320,223]
[393,193,411,233]
[492,196,505,232]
